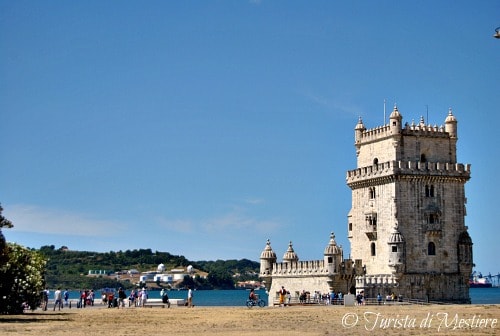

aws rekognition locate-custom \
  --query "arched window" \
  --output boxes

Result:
[373,158,379,165]
[425,184,435,197]
[369,187,376,199]
[371,242,376,256]
[428,242,436,256]
[420,154,427,162]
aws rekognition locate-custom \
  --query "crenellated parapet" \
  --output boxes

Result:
[357,115,452,145]
[357,124,392,143]
[270,260,332,276]
[346,160,471,188]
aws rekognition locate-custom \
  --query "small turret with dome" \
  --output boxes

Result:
[354,117,366,155]
[324,232,342,273]
[389,104,402,134]
[445,108,457,139]
[324,232,341,256]
[259,239,277,275]
[282,241,299,263]
[387,224,405,273]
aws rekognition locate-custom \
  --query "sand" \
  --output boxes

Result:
[1,304,499,335]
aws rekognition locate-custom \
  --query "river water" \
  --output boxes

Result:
[62,287,500,306]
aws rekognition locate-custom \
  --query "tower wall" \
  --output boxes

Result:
[259,107,472,304]
[347,109,472,303]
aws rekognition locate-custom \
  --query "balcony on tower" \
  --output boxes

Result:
[364,210,377,240]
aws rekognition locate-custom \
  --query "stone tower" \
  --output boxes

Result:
[346,106,473,303]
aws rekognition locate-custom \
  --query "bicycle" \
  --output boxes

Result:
[246,298,266,308]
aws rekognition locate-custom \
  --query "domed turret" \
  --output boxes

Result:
[282,241,299,263]
[354,116,366,144]
[389,226,405,244]
[389,105,402,134]
[445,108,458,139]
[260,239,277,275]
[324,232,342,273]
[388,225,405,272]
[324,232,341,256]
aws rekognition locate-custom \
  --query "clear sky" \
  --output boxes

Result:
[1,1,499,274]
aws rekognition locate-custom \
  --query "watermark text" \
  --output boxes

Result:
[341,311,498,331]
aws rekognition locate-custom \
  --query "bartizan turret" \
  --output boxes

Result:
[445,108,458,139]
[354,117,366,157]
[389,105,402,135]
[282,241,299,264]
[388,224,405,274]
[324,232,342,274]
[259,239,276,276]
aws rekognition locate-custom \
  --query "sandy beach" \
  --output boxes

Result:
[1,304,499,335]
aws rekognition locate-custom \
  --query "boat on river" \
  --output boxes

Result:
[470,272,493,288]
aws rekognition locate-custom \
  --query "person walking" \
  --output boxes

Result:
[187,286,193,308]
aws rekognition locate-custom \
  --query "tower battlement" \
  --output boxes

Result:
[347,160,471,187]
[358,121,450,144]
[270,260,331,276]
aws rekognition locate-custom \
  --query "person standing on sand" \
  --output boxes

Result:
[63,289,69,307]
[117,288,126,308]
[141,288,148,307]
[42,288,49,311]
[187,286,193,308]
[53,288,62,311]
[279,286,287,307]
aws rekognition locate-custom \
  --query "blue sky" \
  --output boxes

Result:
[1,1,499,274]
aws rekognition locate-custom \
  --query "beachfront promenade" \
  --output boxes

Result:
[45,298,186,309]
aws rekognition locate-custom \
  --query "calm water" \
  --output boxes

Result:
[63,287,500,306]
[470,287,500,304]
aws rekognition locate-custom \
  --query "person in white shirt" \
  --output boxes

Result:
[53,288,62,311]
[187,287,193,308]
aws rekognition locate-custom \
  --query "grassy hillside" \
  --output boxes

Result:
[38,245,259,290]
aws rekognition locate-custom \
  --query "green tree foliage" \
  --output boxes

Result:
[206,270,235,289]
[0,204,47,314]
[40,248,260,290]
[39,247,199,289]
[0,243,46,314]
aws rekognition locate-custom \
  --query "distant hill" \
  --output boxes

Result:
[38,245,260,290]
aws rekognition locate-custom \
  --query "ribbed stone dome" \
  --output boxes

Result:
[445,108,457,123]
[389,225,405,244]
[355,116,365,130]
[260,239,277,260]
[282,241,299,262]
[390,105,402,119]
[324,232,341,255]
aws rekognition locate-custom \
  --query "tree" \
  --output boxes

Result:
[207,270,235,289]
[0,204,47,314]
